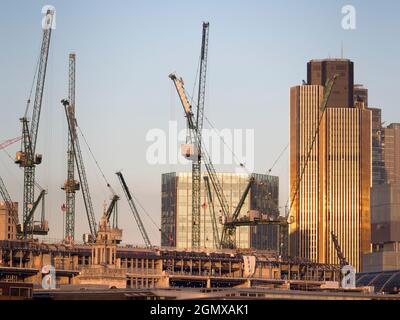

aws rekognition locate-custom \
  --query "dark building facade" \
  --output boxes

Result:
[369,107,386,186]
[353,85,385,185]
[354,84,368,106]
[307,59,354,108]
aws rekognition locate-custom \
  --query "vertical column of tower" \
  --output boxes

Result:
[63,53,78,241]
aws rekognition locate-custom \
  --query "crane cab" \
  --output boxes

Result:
[15,151,42,166]
[61,179,80,192]
[181,144,198,161]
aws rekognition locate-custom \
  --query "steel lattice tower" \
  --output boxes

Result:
[62,53,79,241]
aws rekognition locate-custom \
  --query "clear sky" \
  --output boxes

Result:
[0,0,399,245]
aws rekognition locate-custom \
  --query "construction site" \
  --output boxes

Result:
[0,10,399,301]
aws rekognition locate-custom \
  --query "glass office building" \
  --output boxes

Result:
[161,172,279,250]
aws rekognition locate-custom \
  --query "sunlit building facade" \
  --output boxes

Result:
[0,202,17,241]
[289,59,372,271]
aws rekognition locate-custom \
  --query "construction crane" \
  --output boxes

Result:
[61,53,80,242]
[61,99,97,241]
[287,74,338,223]
[172,73,329,249]
[331,231,348,267]
[171,72,289,249]
[170,73,233,244]
[15,9,54,238]
[178,22,209,249]
[116,171,152,248]
[226,75,339,253]
[105,194,120,227]
[170,71,256,249]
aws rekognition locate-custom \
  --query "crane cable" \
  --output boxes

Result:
[76,124,163,238]
[75,124,115,195]
[24,45,41,117]
[267,144,288,174]
[130,192,160,232]
[183,87,251,174]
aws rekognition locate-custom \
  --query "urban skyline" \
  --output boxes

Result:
[1,1,400,245]
[1,0,400,302]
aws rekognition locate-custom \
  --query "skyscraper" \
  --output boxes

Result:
[365,123,400,271]
[289,59,371,271]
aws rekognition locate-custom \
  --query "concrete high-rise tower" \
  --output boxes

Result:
[289,59,371,271]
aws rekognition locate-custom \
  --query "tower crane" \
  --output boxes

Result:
[221,76,339,251]
[61,53,80,242]
[116,171,152,248]
[223,75,339,253]
[105,194,120,227]
[15,9,54,238]
[179,22,209,249]
[61,99,97,241]
[170,73,232,245]
[170,72,255,249]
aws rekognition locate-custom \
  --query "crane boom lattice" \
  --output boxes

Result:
[116,171,152,248]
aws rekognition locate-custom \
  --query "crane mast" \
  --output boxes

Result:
[62,53,80,242]
[116,172,152,248]
[16,9,54,238]
[190,22,209,249]
[61,99,97,240]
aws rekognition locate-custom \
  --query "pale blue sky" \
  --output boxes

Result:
[0,0,399,244]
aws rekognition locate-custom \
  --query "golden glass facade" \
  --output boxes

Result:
[289,85,371,271]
